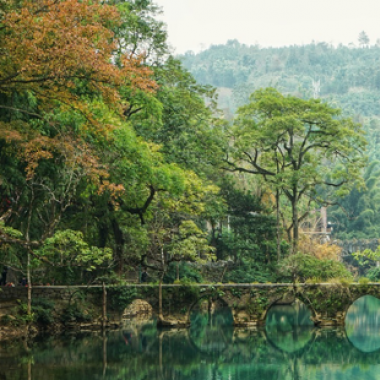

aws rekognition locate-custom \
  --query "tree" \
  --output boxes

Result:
[215,181,279,283]
[225,88,367,252]
[0,0,157,313]
[278,252,352,282]
[358,31,370,47]
[330,161,380,239]
[145,212,215,323]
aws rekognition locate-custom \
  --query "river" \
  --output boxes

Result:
[1,295,380,380]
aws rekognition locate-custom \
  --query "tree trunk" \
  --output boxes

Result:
[276,188,281,261]
[292,196,299,254]
[158,246,165,322]
[27,253,32,315]
[26,189,34,316]
[102,282,107,329]
[111,219,125,274]
[102,331,108,377]
[176,261,179,281]
[158,275,164,322]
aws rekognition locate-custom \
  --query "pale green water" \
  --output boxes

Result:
[1,296,380,380]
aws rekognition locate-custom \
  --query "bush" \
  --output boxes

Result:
[61,303,92,323]
[32,298,55,325]
[224,265,275,283]
[277,252,353,282]
[163,262,203,283]
[366,267,380,281]
[107,287,137,312]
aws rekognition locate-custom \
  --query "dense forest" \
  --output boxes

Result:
[0,0,378,301]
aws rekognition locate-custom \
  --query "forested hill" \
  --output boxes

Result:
[179,40,380,120]
[180,40,380,240]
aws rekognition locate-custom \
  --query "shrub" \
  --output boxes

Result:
[32,298,55,325]
[61,303,92,324]
[107,287,137,312]
[277,252,353,282]
[366,267,380,281]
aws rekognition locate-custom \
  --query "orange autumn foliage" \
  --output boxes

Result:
[0,0,156,113]
[0,0,157,190]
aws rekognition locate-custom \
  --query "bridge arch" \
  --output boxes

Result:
[265,298,315,327]
[342,293,380,319]
[187,293,233,326]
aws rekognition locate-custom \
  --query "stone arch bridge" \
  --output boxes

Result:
[1,283,380,327]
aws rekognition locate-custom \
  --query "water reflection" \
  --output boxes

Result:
[189,299,234,355]
[345,295,380,353]
[266,300,315,354]
[2,299,380,380]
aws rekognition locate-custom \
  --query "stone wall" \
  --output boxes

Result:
[0,286,86,302]
[1,283,380,329]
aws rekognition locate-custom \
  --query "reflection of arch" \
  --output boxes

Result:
[343,293,380,318]
[265,300,315,355]
[345,295,380,353]
[265,327,316,357]
[188,296,234,356]
[186,293,232,325]
[341,327,380,355]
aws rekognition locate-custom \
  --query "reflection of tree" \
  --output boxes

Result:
[189,303,234,355]
[5,315,380,380]
[346,295,380,353]
[265,301,316,354]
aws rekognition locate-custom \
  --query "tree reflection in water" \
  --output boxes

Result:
[265,300,315,354]
[189,298,234,355]
[345,295,380,353]
[2,299,380,380]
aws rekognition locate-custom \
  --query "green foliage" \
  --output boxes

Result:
[0,0,225,289]
[277,253,353,282]
[32,298,55,325]
[180,41,380,117]
[181,41,380,241]
[38,229,113,271]
[358,277,370,285]
[352,247,380,267]
[366,267,380,281]
[330,161,380,238]
[61,303,92,324]
[228,87,366,250]
[224,264,276,283]
[0,221,23,239]
[107,286,137,312]
[214,182,283,282]
[163,262,203,283]
[168,220,216,263]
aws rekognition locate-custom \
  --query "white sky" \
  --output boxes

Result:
[154,0,380,53]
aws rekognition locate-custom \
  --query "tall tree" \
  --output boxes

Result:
[225,88,367,252]
[358,31,370,47]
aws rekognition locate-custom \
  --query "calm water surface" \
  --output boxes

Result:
[2,296,380,380]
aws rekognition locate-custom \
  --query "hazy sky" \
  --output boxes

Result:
[154,0,380,53]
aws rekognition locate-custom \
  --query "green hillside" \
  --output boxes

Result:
[180,40,380,240]
[180,40,380,119]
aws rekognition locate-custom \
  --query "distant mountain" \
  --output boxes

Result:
[179,39,380,122]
